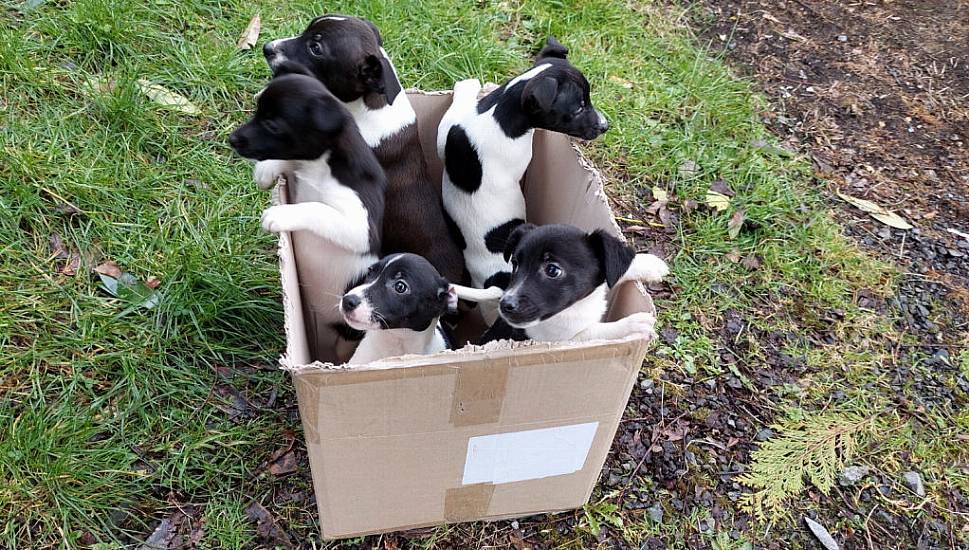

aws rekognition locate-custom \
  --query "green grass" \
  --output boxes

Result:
[1,0,965,548]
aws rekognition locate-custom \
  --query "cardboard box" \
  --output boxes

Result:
[275,91,656,539]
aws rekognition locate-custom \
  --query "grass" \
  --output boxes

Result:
[1,0,966,548]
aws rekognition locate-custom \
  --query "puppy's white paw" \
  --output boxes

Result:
[629,254,670,283]
[253,160,287,190]
[621,311,657,339]
[453,78,482,98]
[260,205,308,234]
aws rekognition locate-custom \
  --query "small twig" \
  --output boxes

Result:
[865,504,878,550]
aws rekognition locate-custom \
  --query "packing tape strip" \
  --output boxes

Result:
[443,483,495,523]
[449,362,509,426]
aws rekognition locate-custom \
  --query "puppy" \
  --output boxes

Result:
[258,15,465,284]
[437,37,610,322]
[229,72,385,361]
[341,253,503,364]
[480,224,668,344]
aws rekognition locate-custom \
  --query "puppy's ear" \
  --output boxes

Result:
[440,284,459,315]
[503,223,537,262]
[363,19,383,46]
[587,229,635,287]
[359,54,385,94]
[272,60,314,78]
[310,96,346,135]
[522,77,559,114]
[537,36,569,60]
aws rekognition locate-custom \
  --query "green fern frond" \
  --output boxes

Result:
[738,408,875,521]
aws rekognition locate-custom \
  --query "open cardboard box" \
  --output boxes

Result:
[274,91,656,539]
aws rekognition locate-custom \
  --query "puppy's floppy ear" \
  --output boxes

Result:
[503,223,537,262]
[272,60,314,78]
[309,95,345,135]
[537,36,569,60]
[522,77,559,114]
[587,229,636,287]
[363,19,384,46]
[359,54,385,94]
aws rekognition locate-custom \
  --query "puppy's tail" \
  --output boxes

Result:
[452,284,502,303]
[616,253,669,285]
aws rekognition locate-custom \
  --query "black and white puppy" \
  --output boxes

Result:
[341,253,502,364]
[437,37,609,322]
[257,15,465,284]
[229,72,385,338]
[480,224,668,344]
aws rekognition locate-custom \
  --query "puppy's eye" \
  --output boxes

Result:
[544,263,563,278]
[309,41,323,56]
[261,119,282,134]
[393,280,408,294]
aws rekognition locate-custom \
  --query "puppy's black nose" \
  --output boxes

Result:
[262,41,275,59]
[228,132,245,150]
[341,294,361,312]
[499,295,519,314]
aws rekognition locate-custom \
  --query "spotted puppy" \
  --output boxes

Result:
[258,15,465,284]
[480,224,668,344]
[229,72,385,348]
[341,253,502,364]
[437,37,609,322]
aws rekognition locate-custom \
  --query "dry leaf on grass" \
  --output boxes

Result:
[94,261,162,311]
[727,209,746,239]
[94,260,123,279]
[804,516,840,550]
[136,80,200,115]
[246,503,294,549]
[268,451,297,476]
[836,191,912,230]
[651,186,669,203]
[705,191,731,212]
[49,234,80,276]
[237,15,261,50]
[145,276,161,289]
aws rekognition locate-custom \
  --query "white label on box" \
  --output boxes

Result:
[462,422,600,485]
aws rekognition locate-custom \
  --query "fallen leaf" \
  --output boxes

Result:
[804,517,840,550]
[140,517,177,550]
[705,191,731,212]
[836,192,912,230]
[651,186,669,203]
[54,202,81,216]
[725,249,742,263]
[761,12,781,23]
[268,451,297,476]
[49,234,81,276]
[644,200,665,216]
[623,225,650,235]
[780,29,807,42]
[136,80,200,116]
[681,199,699,214]
[662,420,690,442]
[94,260,123,279]
[709,180,735,197]
[145,276,161,289]
[727,437,740,448]
[727,209,746,239]
[608,75,633,89]
[246,503,294,549]
[742,255,761,271]
[658,206,673,228]
[237,15,261,50]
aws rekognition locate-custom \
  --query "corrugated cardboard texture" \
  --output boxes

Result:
[277,91,658,539]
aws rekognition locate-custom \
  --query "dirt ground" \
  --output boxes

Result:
[696,0,969,314]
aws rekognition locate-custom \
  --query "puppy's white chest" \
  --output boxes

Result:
[526,285,609,342]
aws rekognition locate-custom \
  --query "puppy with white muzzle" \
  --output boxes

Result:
[342,254,502,364]
[437,37,610,323]
[229,68,385,362]
[480,224,669,344]
[258,15,465,285]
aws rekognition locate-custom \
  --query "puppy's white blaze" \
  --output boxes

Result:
[505,63,552,89]
[342,295,377,331]
[596,110,607,127]
[618,254,669,285]
[320,16,346,21]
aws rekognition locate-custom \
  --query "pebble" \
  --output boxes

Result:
[648,503,664,524]
[838,465,869,486]
[903,471,926,497]
[640,379,655,391]
[755,428,774,442]
[837,35,848,42]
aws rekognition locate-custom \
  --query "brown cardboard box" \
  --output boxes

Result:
[274,91,655,539]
